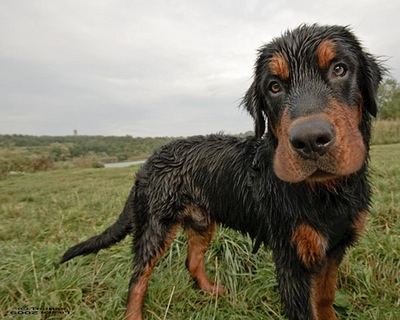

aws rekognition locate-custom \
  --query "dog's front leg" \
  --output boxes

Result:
[272,223,332,320]
[274,260,315,320]
[310,254,339,320]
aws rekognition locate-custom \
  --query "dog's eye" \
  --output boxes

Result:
[268,81,282,94]
[332,63,347,78]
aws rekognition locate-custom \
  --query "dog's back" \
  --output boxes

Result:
[134,134,260,233]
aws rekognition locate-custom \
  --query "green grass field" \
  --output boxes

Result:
[1,144,399,319]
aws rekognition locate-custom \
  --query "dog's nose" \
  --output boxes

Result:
[289,119,335,159]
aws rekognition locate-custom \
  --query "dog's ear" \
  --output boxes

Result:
[359,52,384,117]
[242,82,266,139]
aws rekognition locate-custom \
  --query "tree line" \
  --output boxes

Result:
[0,135,178,162]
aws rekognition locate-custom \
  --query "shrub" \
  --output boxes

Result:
[372,120,400,145]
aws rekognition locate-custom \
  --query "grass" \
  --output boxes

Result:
[0,144,399,319]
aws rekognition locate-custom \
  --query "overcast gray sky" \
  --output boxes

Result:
[1,0,399,137]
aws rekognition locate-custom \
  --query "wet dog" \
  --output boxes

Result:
[62,25,383,320]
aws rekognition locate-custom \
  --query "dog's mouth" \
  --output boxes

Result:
[310,169,332,178]
[306,168,338,182]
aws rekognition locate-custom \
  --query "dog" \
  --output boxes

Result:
[61,24,383,320]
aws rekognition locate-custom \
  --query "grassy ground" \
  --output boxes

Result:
[0,144,399,319]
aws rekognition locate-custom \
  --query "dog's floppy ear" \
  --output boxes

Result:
[242,82,266,139]
[359,52,384,117]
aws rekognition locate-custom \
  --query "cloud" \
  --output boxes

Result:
[0,0,399,136]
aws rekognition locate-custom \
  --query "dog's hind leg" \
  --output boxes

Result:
[185,224,225,296]
[125,221,180,320]
[183,206,225,297]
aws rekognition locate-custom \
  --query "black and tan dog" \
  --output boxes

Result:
[61,25,383,320]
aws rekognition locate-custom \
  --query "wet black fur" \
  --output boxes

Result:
[61,24,383,320]
[61,135,259,261]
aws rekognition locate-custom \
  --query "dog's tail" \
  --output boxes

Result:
[60,190,135,263]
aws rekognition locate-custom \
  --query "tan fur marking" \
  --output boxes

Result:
[125,265,152,320]
[324,100,366,175]
[292,224,328,268]
[273,108,303,182]
[318,40,336,69]
[269,52,290,79]
[311,255,339,320]
[125,224,180,320]
[185,222,225,296]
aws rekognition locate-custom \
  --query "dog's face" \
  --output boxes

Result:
[244,25,383,183]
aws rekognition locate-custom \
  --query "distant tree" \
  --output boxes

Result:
[49,143,71,161]
[377,77,400,119]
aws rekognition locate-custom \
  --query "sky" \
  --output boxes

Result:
[1,0,399,137]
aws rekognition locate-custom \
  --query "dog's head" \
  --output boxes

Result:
[244,24,384,183]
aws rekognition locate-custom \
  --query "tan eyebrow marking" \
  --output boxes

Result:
[268,52,289,79]
[317,40,336,69]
